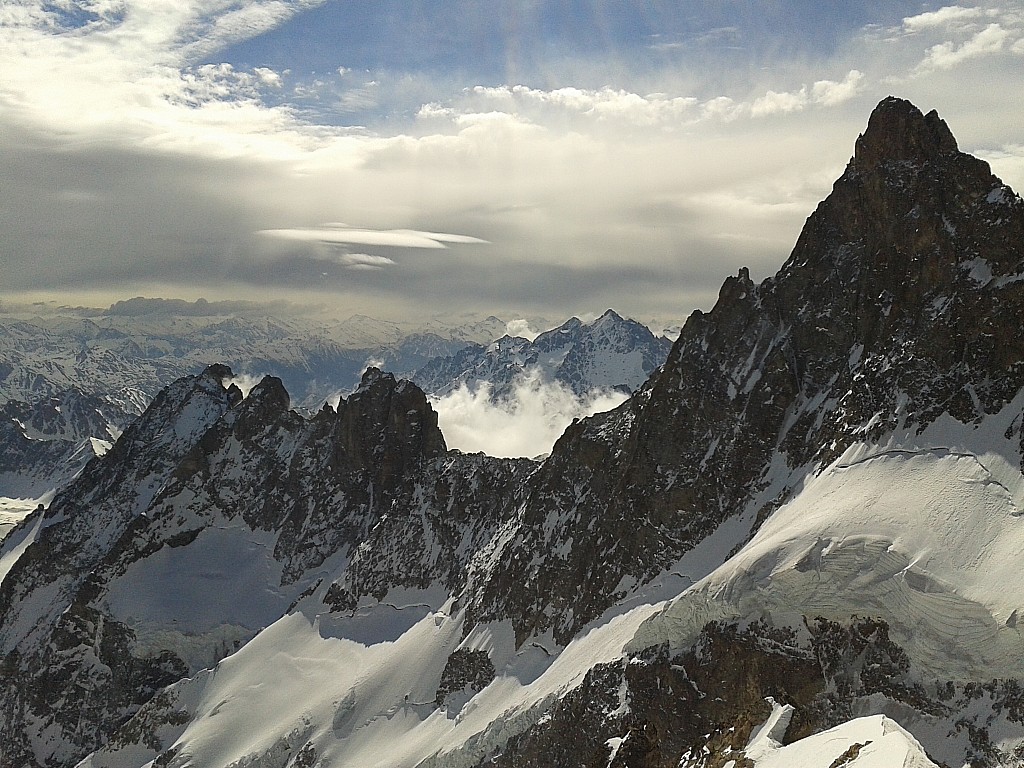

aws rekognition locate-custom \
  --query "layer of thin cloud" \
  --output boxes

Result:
[259,225,487,249]
[431,370,628,459]
[2,0,1024,327]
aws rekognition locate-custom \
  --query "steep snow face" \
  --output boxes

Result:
[0,368,240,652]
[101,525,296,672]
[632,396,1024,683]
[80,593,666,768]
[0,496,49,583]
[747,709,938,767]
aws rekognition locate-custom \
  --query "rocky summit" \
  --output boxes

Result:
[1,97,1024,768]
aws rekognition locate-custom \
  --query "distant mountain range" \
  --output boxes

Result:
[413,309,671,399]
[0,308,671,499]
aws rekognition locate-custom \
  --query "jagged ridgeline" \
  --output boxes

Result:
[2,96,1024,767]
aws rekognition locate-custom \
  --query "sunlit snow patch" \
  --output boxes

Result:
[747,709,938,767]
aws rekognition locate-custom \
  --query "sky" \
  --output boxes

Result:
[3,1,1024,328]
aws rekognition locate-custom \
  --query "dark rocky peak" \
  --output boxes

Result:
[470,98,1024,645]
[240,375,290,413]
[84,364,239,475]
[800,96,1023,282]
[332,369,446,481]
[0,388,119,442]
[211,375,295,446]
[485,335,530,353]
[357,365,389,390]
[767,97,1023,359]
[852,96,958,172]
[543,315,584,338]
[712,267,756,310]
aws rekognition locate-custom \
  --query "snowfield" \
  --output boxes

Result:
[633,396,1024,683]
[745,703,938,767]
[80,593,664,768]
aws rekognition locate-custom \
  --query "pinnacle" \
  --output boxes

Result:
[245,375,290,411]
[358,366,392,389]
[853,96,959,172]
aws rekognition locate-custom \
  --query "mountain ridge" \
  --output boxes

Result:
[1,97,1023,767]
[414,308,671,399]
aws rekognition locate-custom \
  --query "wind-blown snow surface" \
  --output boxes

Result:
[80,593,665,768]
[744,702,938,767]
[78,390,1024,767]
[632,394,1024,680]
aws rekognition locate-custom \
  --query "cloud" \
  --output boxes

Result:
[254,67,284,89]
[505,319,539,341]
[901,5,987,33]
[750,88,809,117]
[106,297,277,316]
[2,0,1024,329]
[464,85,699,127]
[750,70,865,117]
[435,70,865,129]
[335,253,396,270]
[812,70,866,106]
[259,225,486,249]
[431,370,628,459]
[223,373,265,398]
[916,22,1010,71]
[254,225,488,273]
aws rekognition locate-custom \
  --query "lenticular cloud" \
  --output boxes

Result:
[430,369,628,459]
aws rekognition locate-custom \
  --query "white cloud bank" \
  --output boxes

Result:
[431,370,628,459]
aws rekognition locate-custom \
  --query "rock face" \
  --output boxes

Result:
[1,97,1024,768]
[414,309,671,398]
[467,96,1024,645]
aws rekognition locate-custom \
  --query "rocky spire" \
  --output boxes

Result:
[852,95,959,172]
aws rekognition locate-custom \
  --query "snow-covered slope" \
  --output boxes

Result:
[745,705,939,768]
[0,389,123,502]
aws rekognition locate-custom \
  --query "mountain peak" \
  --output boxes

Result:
[591,308,625,325]
[853,96,958,173]
[358,366,392,390]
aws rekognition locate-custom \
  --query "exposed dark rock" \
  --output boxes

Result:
[483,622,825,768]
[436,648,496,707]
